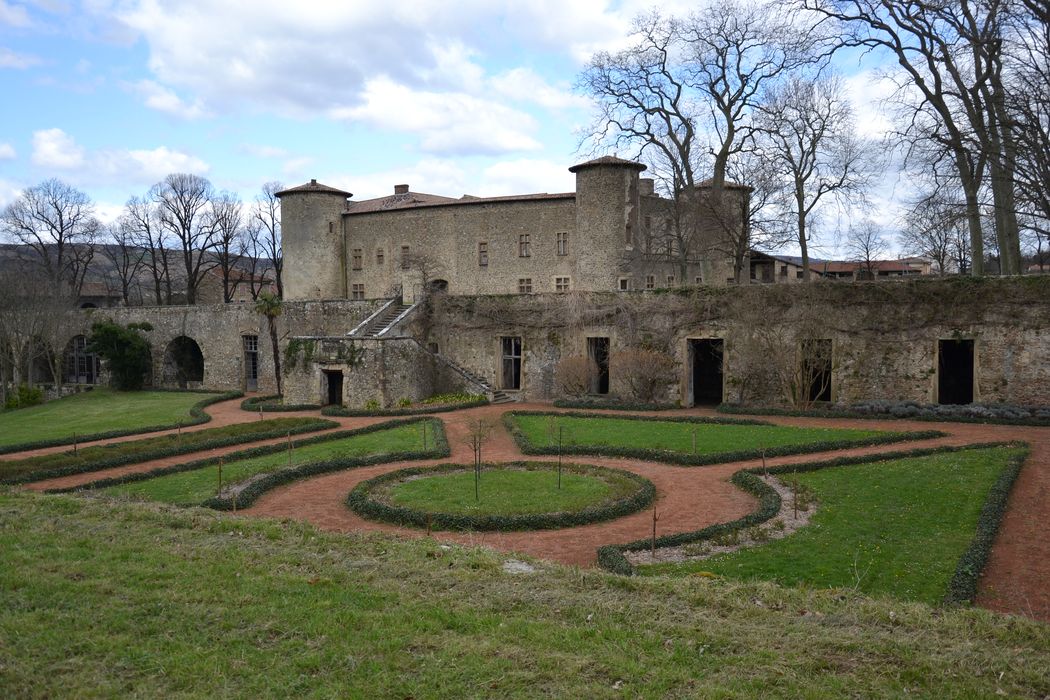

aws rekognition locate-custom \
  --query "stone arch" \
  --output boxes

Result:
[63,335,101,385]
[162,336,205,388]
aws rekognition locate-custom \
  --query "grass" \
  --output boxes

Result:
[641,446,1023,605]
[0,417,334,483]
[1,491,1047,697]
[387,467,616,516]
[0,389,221,449]
[100,422,428,506]
[511,414,889,456]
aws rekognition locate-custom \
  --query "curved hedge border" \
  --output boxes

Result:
[240,395,322,412]
[322,397,489,417]
[596,441,1027,610]
[503,411,945,467]
[347,461,655,532]
[552,399,678,411]
[1,417,337,486]
[717,402,1050,427]
[944,447,1029,605]
[51,417,448,510]
[0,390,243,456]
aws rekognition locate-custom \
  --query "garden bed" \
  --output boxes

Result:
[348,461,655,531]
[323,393,488,417]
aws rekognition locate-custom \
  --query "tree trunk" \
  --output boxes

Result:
[268,318,282,396]
[961,182,985,276]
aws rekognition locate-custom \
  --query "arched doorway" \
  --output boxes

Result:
[163,336,205,388]
[64,335,101,385]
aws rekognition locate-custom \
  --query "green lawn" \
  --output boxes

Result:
[1,492,1047,697]
[388,467,616,516]
[102,422,429,505]
[641,446,1022,604]
[0,389,221,449]
[0,417,333,483]
[510,414,890,456]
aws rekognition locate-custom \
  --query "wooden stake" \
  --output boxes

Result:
[692,427,697,454]
[422,421,427,450]
[73,432,77,456]
[177,421,182,440]
[426,514,432,536]
[287,431,292,468]
[651,506,659,559]
[761,448,766,473]
[558,426,563,489]
[793,468,798,519]
[217,459,223,496]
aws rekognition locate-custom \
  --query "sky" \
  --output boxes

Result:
[0,0,899,255]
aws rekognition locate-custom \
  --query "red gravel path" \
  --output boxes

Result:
[10,398,1050,622]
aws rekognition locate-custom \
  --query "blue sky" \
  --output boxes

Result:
[0,0,897,254]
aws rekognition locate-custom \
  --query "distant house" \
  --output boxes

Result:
[196,266,275,304]
[750,250,932,283]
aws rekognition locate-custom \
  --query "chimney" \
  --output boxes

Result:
[310,179,317,184]
[394,184,409,195]
[639,178,655,196]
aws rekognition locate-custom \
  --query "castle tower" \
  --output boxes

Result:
[569,156,647,291]
[276,180,352,300]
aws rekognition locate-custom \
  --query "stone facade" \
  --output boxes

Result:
[277,157,746,302]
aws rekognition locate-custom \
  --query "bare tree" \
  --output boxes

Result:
[757,73,875,280]
[899,191,971,274]
[209,191,245,303]
[151,173,217,304]
[0,268,75,392]
[798,0,1026,275]
[251,182,284,298]
[0,179,100,297]
[843,219,889,278]
[102,219,147,305]
[124,194,173,305]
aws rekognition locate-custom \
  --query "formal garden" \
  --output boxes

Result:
[1,382,1046,696]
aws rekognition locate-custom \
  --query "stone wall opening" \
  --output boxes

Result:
[938,339,974,405]
[587,337,610,394]
[243,335,259,392]
[801,338,833,403]
[689,338,724,405]
[64,335,100,385]
[163,336,205,388]
[500,336,522,390]
[322,369,344,406]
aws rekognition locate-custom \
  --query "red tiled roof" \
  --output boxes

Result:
[345,191,575,215]
[275,179,352,198]
[568,155,647,173]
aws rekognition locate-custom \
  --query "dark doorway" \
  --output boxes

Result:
[690,339,724,405]
[163,336,204,388]
[938,339,974,405]
[801,338,833,403]
[500,336,522,390]
[429,279,449,293]
[323,370,344,406]
[587,337,610,394]
[243,335,259,392]
[64,335,100,385]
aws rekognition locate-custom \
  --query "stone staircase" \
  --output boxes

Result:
[348,298,416,339]
[411,340,517,404]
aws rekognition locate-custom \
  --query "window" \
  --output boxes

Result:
[519,233,531,257]
[645,275,655,290]
[666,275,675,286]
[478,241,489,267]
[401,245,410,269]
[350,284,365,300]
[376,248,384,265]
[518,278,533,294]
[501,336,522,390]
[796,270,804,279]
[352,248,362,270]
[243,335,259,391]
[556,231,568,256]
[328,221,334,233]
[555,277,570,292]
[780,264,788,277]
[694,276,702,285]
[618,278,630,291]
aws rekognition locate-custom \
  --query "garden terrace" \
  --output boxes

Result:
[0,389,232,453]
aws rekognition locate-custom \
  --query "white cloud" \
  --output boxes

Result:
[476,159,575,197]
[0,142,15,159]
[0,177,21,209]
[489,68,590,111]
[132,79,209,119]
[843,70,899,140]
[241,144,289,159]
[32,127,86,169]
[30,127,209,185]
[332,77,541,155]
[0,1,31,27]
[0,47,42,68]
[281,156,314,177]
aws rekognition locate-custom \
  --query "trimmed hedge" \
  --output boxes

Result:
[943,447,1029,606]
[503,411,945,467]
[52,417,448,510]
[322,397,489,417]
[240,395,322,412]
[0,390,243,456]
[347,461,655,532]
[0,417,337,486]
[552,399,678,411]
[595,441,1027,609]
[718,401,1050,427]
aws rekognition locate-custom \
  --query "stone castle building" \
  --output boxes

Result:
[277,156,746,302]
[37,156,1050,412]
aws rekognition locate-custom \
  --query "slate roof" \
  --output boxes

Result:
[568,155,647,173]
[274,180,352,198]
